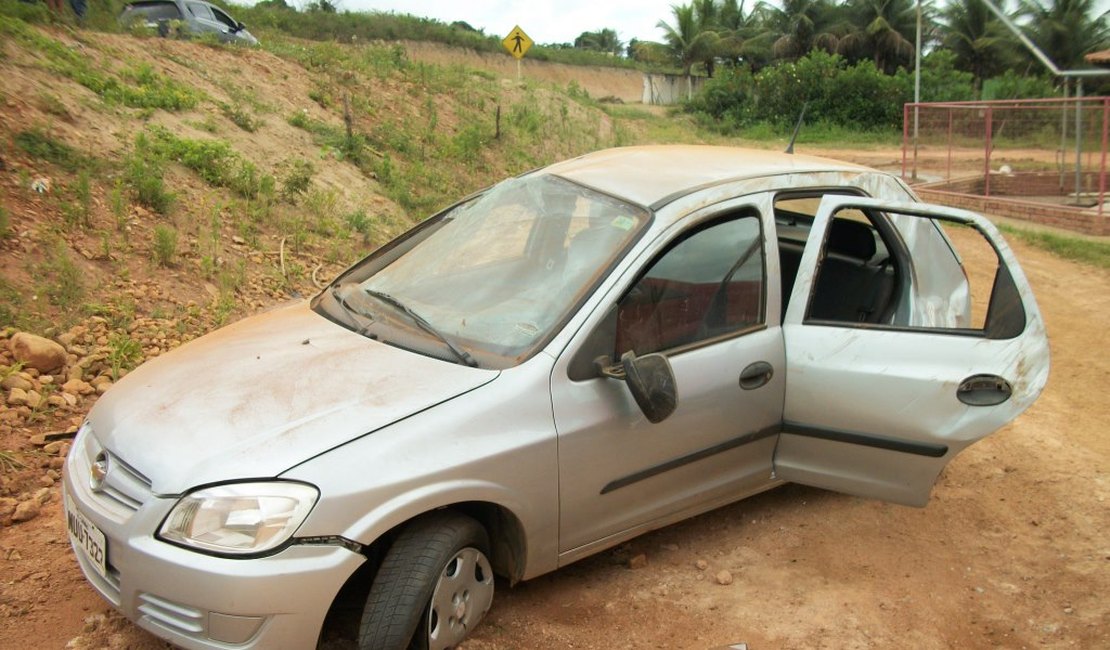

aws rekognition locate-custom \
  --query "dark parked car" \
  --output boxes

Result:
[119,0,258,46]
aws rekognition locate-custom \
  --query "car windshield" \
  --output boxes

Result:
[320,174,649,368]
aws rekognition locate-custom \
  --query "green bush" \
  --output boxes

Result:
[152,225,178,267]
[690,50,975,135]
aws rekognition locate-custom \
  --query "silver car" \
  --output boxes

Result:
[119,0,259,46]
[63,146,1049,649]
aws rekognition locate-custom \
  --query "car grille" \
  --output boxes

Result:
[73,423,154,518]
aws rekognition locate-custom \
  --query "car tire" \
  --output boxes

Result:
[358,511,494,650]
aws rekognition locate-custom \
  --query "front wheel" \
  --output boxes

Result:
[358,512,494,650]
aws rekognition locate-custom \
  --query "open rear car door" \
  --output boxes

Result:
[776,196,1050,506]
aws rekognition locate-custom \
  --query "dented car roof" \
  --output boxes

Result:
[543,145,871,209]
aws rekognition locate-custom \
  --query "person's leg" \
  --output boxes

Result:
[68,0,87,22]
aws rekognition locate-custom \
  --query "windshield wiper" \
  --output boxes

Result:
[328,284,378,337]
[363,289,478,368]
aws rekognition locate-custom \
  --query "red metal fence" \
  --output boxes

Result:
[901,97,1109,233]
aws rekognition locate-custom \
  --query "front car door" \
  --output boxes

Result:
[777,196,1050,506]
[551,198,785,562]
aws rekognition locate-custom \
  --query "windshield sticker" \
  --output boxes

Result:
[610,215,636,231]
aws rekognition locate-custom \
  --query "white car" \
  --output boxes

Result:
[64,146,1049,649]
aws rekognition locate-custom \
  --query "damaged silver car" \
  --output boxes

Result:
[63,146,1049,649]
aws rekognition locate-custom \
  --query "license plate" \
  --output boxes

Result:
[65,494,108,580]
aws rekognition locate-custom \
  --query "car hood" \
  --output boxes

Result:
[88,301,498,494]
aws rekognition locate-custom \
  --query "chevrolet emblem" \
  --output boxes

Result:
[90,452,109,492]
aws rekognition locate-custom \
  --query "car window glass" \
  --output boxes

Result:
[354,174,649,366]
[807,207,1023,338]
[126,1,182,21]
[187,2,214,19]
[616,212,764,356]
[211,7,236,28]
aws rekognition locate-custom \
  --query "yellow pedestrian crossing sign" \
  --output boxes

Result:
[502,26,533,60]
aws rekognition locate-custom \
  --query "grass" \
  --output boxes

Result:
[15,128,91,171]
[37,242,85,311]
[106,333,143,380]
[0,206,9,239]
[152,225,178,267]
[145,126,275,199]
[998,224,1110,270]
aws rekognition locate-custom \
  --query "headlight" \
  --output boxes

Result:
[158,482,318,556]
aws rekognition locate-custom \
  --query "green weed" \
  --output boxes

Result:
[282,158,315,200]
[15,129,88,171]
[152,224,178,267]
[37,242,85,310]
[106,333,143,380]
[344,210,372,242]
[221,102,264,132]
[0,206,9,239]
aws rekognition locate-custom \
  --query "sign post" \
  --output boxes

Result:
[501,25,533,82]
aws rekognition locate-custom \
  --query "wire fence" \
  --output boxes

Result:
[901,97,1108,231]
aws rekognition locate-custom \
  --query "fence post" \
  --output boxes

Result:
[1100,97,1107,219]
[946,107,953,182]
[984,106,993,198]
[902,103,909,180]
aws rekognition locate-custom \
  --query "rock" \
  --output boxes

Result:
[47,394,66,408]
[34,487,52,504]
[6,387,29,406]
[695,559,709,571]
[61,392,78,406]
[39,474,55,488]
[0,374,33,391]
[23,390,42,409]
[43,440,67,455]
[0,497,16,518]
[6,549,21,561]
[9,333,67,373]
[11,499,40,522]
[715,570,734,586]
[628,553,648,570]
[62,379,93,395]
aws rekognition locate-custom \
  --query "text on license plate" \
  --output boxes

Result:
[66,496,108,580]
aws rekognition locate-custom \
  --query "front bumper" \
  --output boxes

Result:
[63,430,364,649]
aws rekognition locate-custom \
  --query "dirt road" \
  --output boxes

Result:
[1,224,1106,649]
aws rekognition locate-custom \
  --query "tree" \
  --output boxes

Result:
[1018,0,1110,69]
[750,0,846,63]
[941,0,1016,98]
[657,3,721,75]
[838,0,918,74]
[574,28,624,55]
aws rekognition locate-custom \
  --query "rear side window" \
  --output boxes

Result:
[187,1,214,20]
[617,212,764,356]
[123,1,183,21]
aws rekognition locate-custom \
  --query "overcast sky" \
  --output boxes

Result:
[332,1,683,46]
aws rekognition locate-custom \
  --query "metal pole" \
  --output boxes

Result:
[1099,97,1107,219]
[902,103,909,179]
[912,0,921,181]
[1060,80,1069,190]
[985,107,993,197]
[947,107,953,181]
[1074,80,1083,204]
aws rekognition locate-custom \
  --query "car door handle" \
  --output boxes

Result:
[957,374,1013,406]
[739,361,773,390]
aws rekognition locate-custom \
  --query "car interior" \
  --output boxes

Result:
[774,193,902,326]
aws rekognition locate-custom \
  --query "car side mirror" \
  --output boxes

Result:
[595,351,678,424]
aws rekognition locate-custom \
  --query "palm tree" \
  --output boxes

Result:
[838,0,918,73]
[657,3,721,75]
[574,28,624,55]
[1018,0,1109,68]
[750,0,846,62]
[942,0,1016,98]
